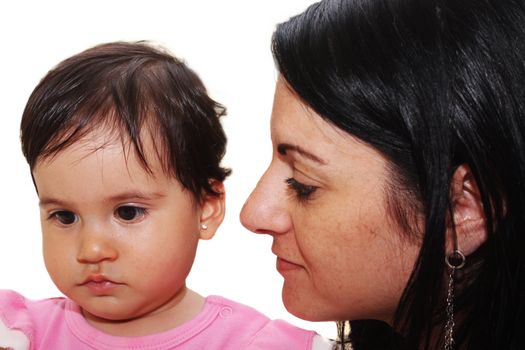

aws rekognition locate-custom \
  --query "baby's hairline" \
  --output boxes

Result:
[32,123,206,201]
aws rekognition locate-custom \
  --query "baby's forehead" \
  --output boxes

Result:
[38,125,169,176]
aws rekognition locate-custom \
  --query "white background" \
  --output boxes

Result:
[0,0,337,340]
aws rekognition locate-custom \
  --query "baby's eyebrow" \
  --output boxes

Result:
[38,191,166,207]
[104,191,167,203]
[39,197,67,208]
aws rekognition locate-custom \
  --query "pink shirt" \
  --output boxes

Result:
[0,290,318,350]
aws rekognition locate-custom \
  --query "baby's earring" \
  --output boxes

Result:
[201,223,208,230]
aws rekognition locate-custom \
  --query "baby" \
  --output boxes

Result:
[0,42,331,349]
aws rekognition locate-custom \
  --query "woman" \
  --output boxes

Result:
[241,0,525,349]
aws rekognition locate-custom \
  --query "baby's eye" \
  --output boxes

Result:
[115,205,147,222]
[51,211,77,225]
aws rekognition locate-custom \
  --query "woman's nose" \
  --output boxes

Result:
[76,225,118,264]
[240,166,292,236]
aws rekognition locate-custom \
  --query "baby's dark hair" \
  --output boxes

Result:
[20,41,230,199]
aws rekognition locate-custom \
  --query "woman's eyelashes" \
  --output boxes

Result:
[285,177,318,201]
[114,205,147,222]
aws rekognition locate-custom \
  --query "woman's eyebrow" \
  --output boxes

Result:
[277,143,327,165]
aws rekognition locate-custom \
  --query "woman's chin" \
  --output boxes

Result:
[281,288,334,322]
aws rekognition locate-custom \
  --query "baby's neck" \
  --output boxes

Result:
[82,287,205,337]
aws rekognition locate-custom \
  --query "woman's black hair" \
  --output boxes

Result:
[21,41,230,199]
[273,0,525,348]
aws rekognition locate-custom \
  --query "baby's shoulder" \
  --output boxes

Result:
[0,290,32,350]
[204,296,323,350]
[205,295,282,331]
[0,290,67,350]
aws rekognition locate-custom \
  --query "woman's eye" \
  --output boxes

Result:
[285,177,318,201]
[115,206,146,222]
[51,211,77,225]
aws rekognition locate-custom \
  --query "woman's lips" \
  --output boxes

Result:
[276,257,303,273]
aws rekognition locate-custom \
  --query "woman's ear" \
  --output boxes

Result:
[198,180,225,240]
[448,164,487,255]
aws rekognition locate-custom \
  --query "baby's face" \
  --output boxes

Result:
[32,128,215,331]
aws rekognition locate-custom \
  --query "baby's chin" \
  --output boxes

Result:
[80,300,137,323]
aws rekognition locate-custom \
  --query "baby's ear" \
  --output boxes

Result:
[198,180,225,240]
[447,164,487,255]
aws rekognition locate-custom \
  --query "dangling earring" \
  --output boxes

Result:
[201,223,208,230]
[444,249,465,350]
[336,320,352,350]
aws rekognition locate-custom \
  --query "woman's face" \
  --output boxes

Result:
[240,78,421,323]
